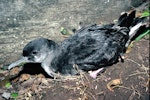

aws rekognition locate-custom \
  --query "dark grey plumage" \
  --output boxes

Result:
[8,10,147,78]
[51,25,129,75]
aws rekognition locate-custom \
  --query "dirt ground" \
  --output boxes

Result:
[0,0,149,100]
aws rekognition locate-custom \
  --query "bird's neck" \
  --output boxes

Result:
[41,50,57,77]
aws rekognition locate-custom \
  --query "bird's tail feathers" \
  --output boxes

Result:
[118,10,136,28]
[117,10,148,47]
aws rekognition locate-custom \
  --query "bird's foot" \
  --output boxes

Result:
[88,68,105,79]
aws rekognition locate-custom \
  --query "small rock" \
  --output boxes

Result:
[2,92,11,99]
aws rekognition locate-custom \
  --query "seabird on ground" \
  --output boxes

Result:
[8,10,148,78]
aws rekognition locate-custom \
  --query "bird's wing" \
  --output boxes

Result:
[53,25,129,74]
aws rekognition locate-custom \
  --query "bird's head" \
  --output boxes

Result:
[8,37,58,70]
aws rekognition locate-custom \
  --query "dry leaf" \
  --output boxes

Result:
[126,42,134,53]
[9,67,20,76]
[41,78,49,86]
[20,74,31,82]
[107,79,122,92]
[37,74,45,78]
[136,12,142,17]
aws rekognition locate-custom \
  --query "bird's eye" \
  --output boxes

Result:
[32,51,37,55]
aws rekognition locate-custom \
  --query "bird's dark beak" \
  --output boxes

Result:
[8,57,31,70]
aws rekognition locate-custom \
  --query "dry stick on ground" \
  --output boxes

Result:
[129,71,148,77]
[75,65,98,100]
[129,64,149,77]
[86,90,97,100]
[126,58,141,66]
[126,58,149,78]
[112,85,142,99]
[125,61,148,99]
[129,85,142,100]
